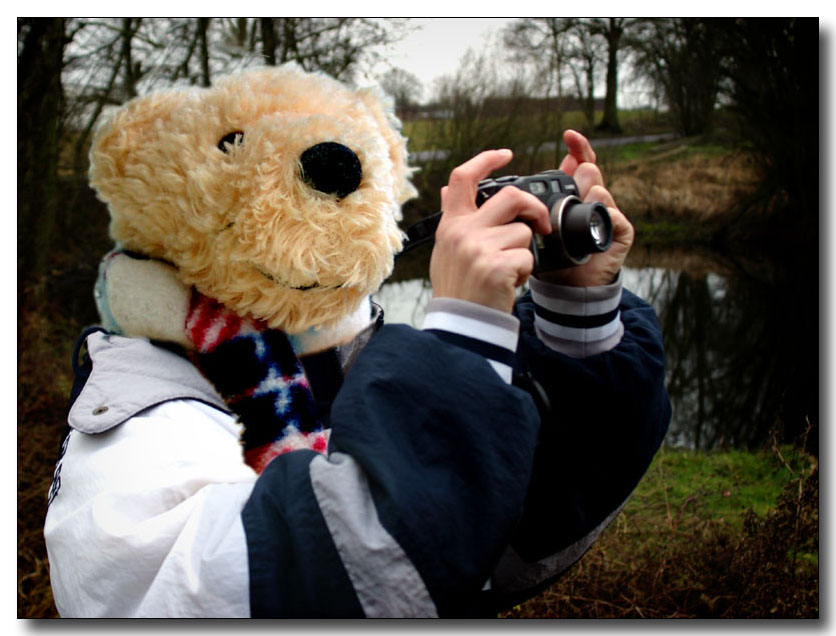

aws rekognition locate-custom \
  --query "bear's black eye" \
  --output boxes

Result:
[218,131,244,153]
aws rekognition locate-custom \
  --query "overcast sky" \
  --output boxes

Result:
[372,18,514,100]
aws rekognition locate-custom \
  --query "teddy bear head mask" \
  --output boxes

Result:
[89,64,417,334]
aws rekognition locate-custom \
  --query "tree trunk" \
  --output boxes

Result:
[584,62,595,128]
[18,18,67,299]
[72,37,122,177]
[596,18,622,133]
[198,17,211,86]
[260,18,277,65]
[121,18,140,98]
[279,18,299,65]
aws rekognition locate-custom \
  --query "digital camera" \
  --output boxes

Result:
[476,169,613,272]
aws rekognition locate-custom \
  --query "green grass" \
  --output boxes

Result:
[595,141,664,163]
[502,443,818,618]
[632,445,807,531]
[632,218,699,244]
[595,138,733,165]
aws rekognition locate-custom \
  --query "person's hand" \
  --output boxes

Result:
[537,129,634,287]
[429,149,551,314]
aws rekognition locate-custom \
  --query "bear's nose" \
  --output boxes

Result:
[299,142,362,199]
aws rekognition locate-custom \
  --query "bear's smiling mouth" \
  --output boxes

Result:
[220,227,321,289]
[253,265,342,291]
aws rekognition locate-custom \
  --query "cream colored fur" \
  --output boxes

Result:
[89,64,417,336]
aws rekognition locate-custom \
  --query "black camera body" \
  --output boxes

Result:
[476,169,613,272]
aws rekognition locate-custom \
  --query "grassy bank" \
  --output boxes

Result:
[501,443,818,618]
[18,291,81,618]
[600,139,760,245]
[403,110,763,247]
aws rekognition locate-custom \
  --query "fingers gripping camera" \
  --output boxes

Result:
[476,170,613,273]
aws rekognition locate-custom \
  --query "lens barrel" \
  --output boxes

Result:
[558,198,613,259]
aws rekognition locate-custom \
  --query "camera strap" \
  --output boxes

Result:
[399,211,443,256]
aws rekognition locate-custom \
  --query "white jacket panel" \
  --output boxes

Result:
[44,399,257,617]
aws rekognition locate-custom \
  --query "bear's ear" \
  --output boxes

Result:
[89,89,193,256]
[356,86,418,209]
[89,90,190,183]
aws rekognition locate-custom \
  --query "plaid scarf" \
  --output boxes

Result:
[185,291,328,474]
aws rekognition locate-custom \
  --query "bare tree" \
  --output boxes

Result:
[255,18,406,81]
[502,18,574,161]
[715,18,817,219]
[379,67,424,110]
[18,18,68,296]
[564,20,604,130]
[63,18,210,175]
[503,18,573,99]
[120,18,142,98]
[431,50,536,162]
[197,18,211,87]
[586,18,639,134]
[260,18,278,65]
[58,17,408,179]
[630,18,724,136]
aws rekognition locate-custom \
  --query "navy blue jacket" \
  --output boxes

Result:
[45,286,669,618]
[243,289,670,616]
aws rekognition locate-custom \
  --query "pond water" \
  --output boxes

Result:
[373,243,819,452]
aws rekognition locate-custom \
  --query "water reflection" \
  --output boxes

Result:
[623,262,776,450]
[372,278,433,328]
[376,244,817,451]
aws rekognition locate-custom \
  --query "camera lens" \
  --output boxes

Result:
[589,210,606,247]
[558,198,613,259]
